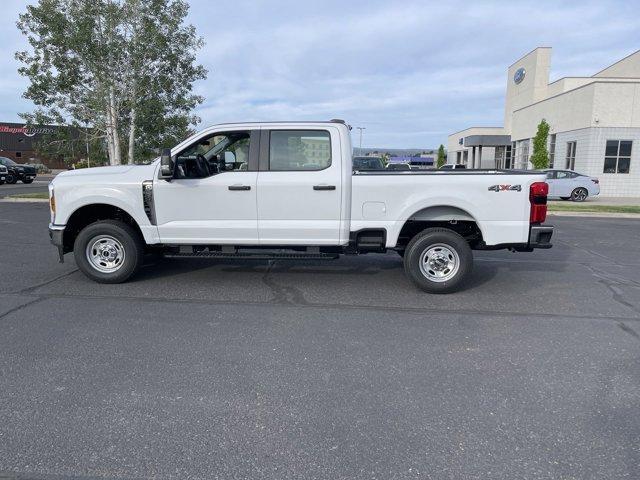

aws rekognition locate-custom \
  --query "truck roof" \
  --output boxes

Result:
[198,120,351,131]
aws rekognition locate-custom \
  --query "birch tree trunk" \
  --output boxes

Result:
[127,106,136,164]
[109,87,122,165]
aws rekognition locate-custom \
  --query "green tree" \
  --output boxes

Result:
[35,127,109,168]
[437,144,446,168]
[530,119,550,169]
[16,0,207,165]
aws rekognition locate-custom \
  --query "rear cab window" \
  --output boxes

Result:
[269,130,331,171]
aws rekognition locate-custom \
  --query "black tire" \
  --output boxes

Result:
[5,173,17,184]
[560,196,570,201]
[570,187,588,202]
[22,179,34,184]
[73,220,144,283]
[403,228,473,294]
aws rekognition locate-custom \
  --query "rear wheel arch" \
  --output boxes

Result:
[395,205,484,249]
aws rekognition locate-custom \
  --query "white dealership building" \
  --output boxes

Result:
[447,47,640,196]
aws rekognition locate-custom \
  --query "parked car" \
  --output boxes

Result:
[543,169,600,201]
[0,164,7,184]
[353,156,385,171]
[49,120,553,293]
[386,163,411,171]
[440,164,466,170]
[0,157,37,184]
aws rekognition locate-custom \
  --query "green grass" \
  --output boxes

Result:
[548,202,640,214]
[7,192,49,200]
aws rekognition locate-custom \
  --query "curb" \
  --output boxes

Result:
[0,197,49,203]
[548,211,640,219]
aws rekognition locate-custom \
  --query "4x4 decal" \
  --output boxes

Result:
[488,184,522,192]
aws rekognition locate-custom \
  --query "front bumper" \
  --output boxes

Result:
[49,224,65,262]
[528,224,553,249]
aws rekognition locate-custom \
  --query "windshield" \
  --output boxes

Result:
[0,157,17,166]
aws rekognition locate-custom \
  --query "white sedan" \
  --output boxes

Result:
[544,169,600,202]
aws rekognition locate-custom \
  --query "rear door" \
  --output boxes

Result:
[256,127,342,245]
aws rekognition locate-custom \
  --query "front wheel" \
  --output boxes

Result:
[403,228,473,293]
[570,187,588,202]
[5,173,17,184]
[74,220,144,283]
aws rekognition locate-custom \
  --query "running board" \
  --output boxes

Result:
[164,250,339,260]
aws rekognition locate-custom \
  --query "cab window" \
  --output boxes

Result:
[174,131,251,179]
[269,130,331,171]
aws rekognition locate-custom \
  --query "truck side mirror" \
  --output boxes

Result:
[159,148,174,180]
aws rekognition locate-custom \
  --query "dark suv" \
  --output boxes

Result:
[0,157,37,184]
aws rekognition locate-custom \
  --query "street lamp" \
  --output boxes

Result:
[356,127,366,155]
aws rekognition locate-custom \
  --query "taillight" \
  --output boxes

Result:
[529,181,548,223]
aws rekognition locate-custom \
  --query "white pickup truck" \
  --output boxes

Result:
[49,120,553,293]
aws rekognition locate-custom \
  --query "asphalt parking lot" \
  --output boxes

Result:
[1,202,639,479]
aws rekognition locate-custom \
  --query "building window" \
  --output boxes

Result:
[565,141,576,170]
[603,140,632,174]
[515,139,529,168]
[15,151,22,158]
[549,134,556,168]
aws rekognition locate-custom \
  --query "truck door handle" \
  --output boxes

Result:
[228,185,251,191]
[313,185,336,191]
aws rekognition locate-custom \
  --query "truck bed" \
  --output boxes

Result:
[351,170,546,247]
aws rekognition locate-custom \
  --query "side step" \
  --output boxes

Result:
[164,249,339,260]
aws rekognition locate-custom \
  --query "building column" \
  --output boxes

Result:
[471,147,476,169]
[478,146,483,169]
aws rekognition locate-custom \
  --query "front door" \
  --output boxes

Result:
[545,170,557,196]
[256,128,342,245]
[154,130,259,244]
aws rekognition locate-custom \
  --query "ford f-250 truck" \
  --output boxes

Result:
[48,120,553,293]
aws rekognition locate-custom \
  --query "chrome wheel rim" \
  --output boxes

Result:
[86,235,126,273]
[419,243,460,282]
[573,188,587,201]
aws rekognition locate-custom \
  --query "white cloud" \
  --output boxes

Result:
[1,0,639,147]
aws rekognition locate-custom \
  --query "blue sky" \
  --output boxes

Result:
[1,0,640,148]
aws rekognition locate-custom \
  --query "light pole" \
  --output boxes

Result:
[356,127,366,155]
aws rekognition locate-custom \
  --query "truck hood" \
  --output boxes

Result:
[57,165,139,177]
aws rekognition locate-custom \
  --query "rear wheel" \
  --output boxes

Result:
[22,178,33,184]
[74,220,144,283]
[403,228,472,293]
[570,187,588,202]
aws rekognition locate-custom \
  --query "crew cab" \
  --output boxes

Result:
[48,121,553,293]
